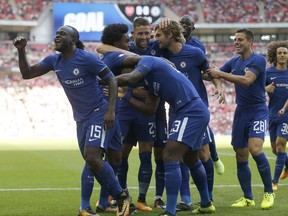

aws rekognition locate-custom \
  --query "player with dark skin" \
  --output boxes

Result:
[13,25,130,216]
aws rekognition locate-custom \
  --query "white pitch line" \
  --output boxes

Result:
[1,183,287,192]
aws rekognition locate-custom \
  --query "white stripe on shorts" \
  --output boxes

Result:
[178,117,188,142]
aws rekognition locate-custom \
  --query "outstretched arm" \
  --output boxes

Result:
[13,36,48,79]
[116,70,144,87]
[206,67,257,87]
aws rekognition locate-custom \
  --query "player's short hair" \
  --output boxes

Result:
[66,25,85,50]
[133,17,150,29]
[154,20,183,42]
[235,28,254,41]
[101,23,129,45]
[267,40,288,66]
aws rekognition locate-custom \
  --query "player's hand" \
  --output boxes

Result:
[206,67,221,79]
[13,36,27,49]
[104,110,115,130]
[132,86,147,98]
[214,90,225,104]
[158,17,171,29]
[278,108,286,117]
[265,82,276,93]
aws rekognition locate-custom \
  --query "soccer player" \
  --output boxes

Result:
[13,25,130,216]
[154,20,223,213]
[207,28,275,209]
[97,17,167,211]
[117,55,216,216]
[95,23,140,214]
[129,18,167,210]
[179,15,225,176]
[265,40,288,190]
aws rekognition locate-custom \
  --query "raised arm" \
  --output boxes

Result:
[13,36,49,79]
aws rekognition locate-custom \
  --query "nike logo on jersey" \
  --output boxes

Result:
[270,77,277,80]
[55,69,61,73]
[88,138,98,142]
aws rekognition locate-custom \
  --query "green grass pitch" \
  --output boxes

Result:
[0,137,287,216]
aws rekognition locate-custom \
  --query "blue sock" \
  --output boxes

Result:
[138,152,152,200]
[95,161,122,199]
[117,157,128,190]
[81,164,94,209]
[179,162,191,204]
[155,160,165,197]
[253,152,273,192]
[164,161,181,215]
[273,152,287,183]
[285,154,288,169]
[98,163,120,208]
[237,161,252,199]
[189,160,210,206]
[202,158,214,200]
[98,185,109,208]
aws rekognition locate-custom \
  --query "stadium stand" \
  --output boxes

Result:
[0,72,75,138]
[201,0,262,23]
[263,0,288,23]
[0,0,16,20]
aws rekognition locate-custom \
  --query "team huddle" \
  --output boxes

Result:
[13,15,288,216]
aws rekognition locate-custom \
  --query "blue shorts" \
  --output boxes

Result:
[76,105,122,157]
[122,129,137,146]
[202,126,214,145]
[118,99,156,143]
[232,105,268,148]
[154,117,168,148]
[168,98,210,151]
[269,116,288,142]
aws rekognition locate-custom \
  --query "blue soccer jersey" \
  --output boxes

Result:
[220,53,267,106]
[39,48,112,122]
[102,51,128,76]
[135,56,200,111]
[266,66,288,118]
[186,36,206,54]
[163,44,210,107]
